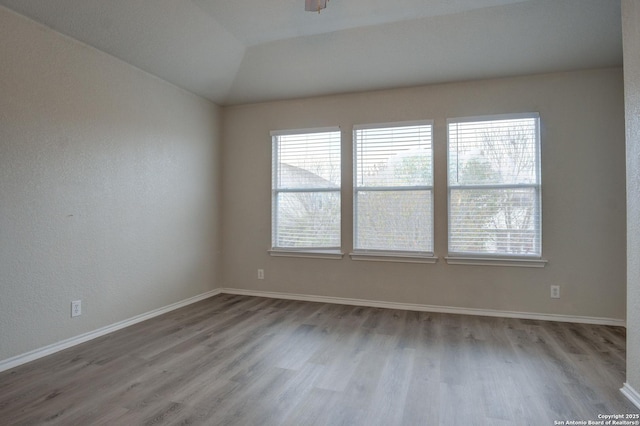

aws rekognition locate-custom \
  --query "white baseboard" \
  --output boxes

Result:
[220,288,626,327]
[0,288,223,373]
[621,383,640,411]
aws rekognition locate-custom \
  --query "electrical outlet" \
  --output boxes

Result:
[257,269,264,280]
[71,300,82,317]
[550,285,560,299]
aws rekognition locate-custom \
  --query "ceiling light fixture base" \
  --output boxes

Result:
[305,0,328,13]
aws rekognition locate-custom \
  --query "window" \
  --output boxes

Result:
[447,113,541,259]
[353,121,434,255]
[271,128,341,252]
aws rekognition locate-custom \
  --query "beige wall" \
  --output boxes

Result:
[623,0,640,396]
[0,7,221,362]
[222,68,626,321]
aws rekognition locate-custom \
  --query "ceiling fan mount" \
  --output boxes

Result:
[305,0,328,13]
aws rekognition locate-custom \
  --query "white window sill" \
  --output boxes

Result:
[444,256,547,268]
[350,251,438,264]
[268,249,344,260]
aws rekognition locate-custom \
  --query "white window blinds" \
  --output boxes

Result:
[447,113,541,257]
[354,122,434,253]
[271,128,341,250]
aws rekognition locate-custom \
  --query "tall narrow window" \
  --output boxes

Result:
[447,113,541,258]
[353,121,434,254]
[271,128,341,251]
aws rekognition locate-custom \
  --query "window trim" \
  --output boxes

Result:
[268,249,344,260]
[349,250,438,264]
[270,126,342,253]
[444,256,547,268]
[352,120,435,258]
[446,112,544,264]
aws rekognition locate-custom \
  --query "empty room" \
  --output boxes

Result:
[1,0,639,424]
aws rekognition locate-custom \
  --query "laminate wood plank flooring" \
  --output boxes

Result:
[0,294,637,425]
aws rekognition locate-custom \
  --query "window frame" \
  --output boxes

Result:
[269,127,343,258]
[445,112,546,267]
[351,120,437,263]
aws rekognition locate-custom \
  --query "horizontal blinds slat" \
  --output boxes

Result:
[448,116,539,186]
[273,130,341,249]
[354,122,434,252]
[275,188,340,193]
[271,126,339,137]
[354,185,433,192]
[448,111,541,258]
[354,120,434,130]
[275,192,341,248]
[274,130,341,189]
[355,124,433,188]
[355,190,433,252]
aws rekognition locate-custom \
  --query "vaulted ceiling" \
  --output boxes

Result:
[0,0,622,105]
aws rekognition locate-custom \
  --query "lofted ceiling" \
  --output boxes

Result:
[0,0,622,105]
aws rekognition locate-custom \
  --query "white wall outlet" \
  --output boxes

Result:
[257,269,264,280]
[71,300,82,317]
[550,285,560,299]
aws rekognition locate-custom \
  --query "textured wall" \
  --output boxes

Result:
[222,68,626,321]
[0,7,221,362]
[623,0,640,395]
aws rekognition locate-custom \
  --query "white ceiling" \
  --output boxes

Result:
[0,0,622,105]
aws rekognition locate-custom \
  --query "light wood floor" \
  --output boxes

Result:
[0,294,637,425]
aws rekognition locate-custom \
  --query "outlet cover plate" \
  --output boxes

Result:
[71,300,82,317]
